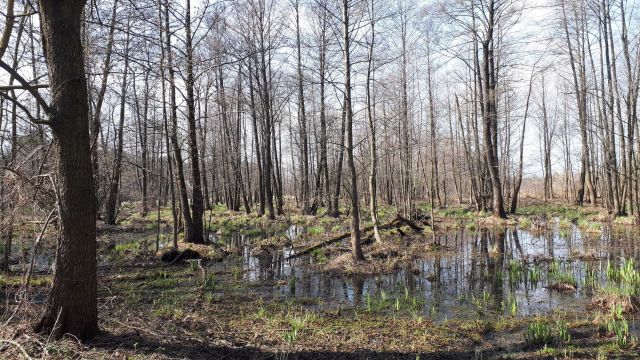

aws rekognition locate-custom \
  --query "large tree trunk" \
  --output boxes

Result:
[34,0,98,340]
[247,58,265,216]
[399,5,412,218]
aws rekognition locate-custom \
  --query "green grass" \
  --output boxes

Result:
[578,219,602,232]
[282,313,311,345]
[466,222,478,231]
[519,217,532,229]
[437,207,474,219]
[551,270,578,288]
[528,265,542,284]
[113,242,140,253]
[525,319,554,346]
[517,204,591,224]
[607,304,637,349]
[311,248,328,264]
[0,275,51,287]
[307,225,325,236]
[524,317,574,348]
[508,259,525,286]
[603,258,640,296]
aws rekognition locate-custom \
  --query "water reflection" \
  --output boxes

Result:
[213,224,640,319]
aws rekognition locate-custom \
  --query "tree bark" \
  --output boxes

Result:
[34,0,98,340]
[104,26,130,225]
[342,0,364,261]
[184,0,205,243]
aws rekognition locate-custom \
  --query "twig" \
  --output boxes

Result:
[21,207,56,303]
[0,340,33,359]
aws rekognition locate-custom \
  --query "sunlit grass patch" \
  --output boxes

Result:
[0,275,51,287]
[306,225,325,236]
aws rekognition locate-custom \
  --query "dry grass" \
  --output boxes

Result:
[591,293,640,313]
[322,253,401,276]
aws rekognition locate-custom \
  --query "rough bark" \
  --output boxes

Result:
[342,0,363,261]
[34,0,98,341]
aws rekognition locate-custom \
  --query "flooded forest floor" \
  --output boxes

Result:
[3,200,640,359]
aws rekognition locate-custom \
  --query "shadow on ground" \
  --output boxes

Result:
[89,331,484,359]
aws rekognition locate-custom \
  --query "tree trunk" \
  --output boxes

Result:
[366,1,382,244]
[35,0,98,340]
[184,0,205,243]
[480,0,506,218]
[104,27,130,225]
[342,0,364,261]
[164,0,194,241]
[510,65,535,213]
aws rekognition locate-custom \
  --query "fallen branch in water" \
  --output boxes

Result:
[286,214,426,260]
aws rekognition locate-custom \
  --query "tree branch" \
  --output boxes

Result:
[0,92,52,125]
[0,59,55,117]
[0,84,49,91]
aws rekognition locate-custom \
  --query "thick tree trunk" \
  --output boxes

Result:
[35,0,98,340]
[427,53,441,209]
[247,58,265,216]
[561,1,594,206]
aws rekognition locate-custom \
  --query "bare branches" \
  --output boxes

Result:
[0,92,51,125]
[0,59,55,122]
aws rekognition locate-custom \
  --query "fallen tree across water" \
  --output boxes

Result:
[286,214,426,260]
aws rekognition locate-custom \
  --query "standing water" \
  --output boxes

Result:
[210,223,640,320]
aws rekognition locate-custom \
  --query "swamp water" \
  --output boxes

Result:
[211,223,640,322]
[5,221,640,325]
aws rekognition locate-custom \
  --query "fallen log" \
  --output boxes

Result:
[286,214,426,260]
[395,214,424,232]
